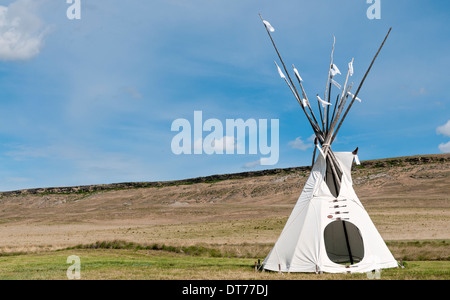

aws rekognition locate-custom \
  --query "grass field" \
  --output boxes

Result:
[0,239,448,280]
[0,247,448,280]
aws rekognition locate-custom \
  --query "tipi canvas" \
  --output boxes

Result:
[262,151,398,273]
[258,15,398,273]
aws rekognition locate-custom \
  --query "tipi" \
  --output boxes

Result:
[259,16,398,273]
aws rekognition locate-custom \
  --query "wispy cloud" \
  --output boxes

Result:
[437,120,450,153]
[243,159,261,169]
[4,142,149,186]
[194,136,239,154]
[5,144,56,161]
[288,135,314,151]
[0,0,49,61]
[438,141,450,153]
[436,120,450,137]
[411,87,427,97]
[242,157,272,169]
[124,86,142,99]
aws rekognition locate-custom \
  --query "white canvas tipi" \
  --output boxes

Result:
[259,16,397,273]
[262,151,398,273]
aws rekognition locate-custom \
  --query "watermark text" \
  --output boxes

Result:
[367,0,381,20]
[67,0,81,20]
[171,111,279,165]
[66,255,81,279]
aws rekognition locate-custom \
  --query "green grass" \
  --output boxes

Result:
[64,240,223,257]
[0,249,256,280]
[386,240,450,261]
[0,247,448,280]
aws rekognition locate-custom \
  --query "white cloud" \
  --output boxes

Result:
[437,120,450,153]
[438,141,450,153]
[436,120,450,137]
[193,138,203,152]
[211,136,238,152]
[411,87,427,97]
[307,134,316,142]
[243,159,262,169]
[124,86,142,99]
[288,136,313,151]
[194,136,239,154]
[242,157,275,169]
[5,144,55,161]
[0,0,48,61]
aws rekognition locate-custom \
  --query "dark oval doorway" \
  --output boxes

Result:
[324,220,364,265]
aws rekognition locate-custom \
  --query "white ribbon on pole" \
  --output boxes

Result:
[293,66,303,82]
[348,60,354,77]
[316,95,332,108]
[263,20,275,32]
[275,61,285,79]
[347,91,362,102]
[330,64,341,77]
[302,98,309,108]
[331,79,341,89]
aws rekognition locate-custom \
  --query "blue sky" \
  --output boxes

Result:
[0,0,448,191]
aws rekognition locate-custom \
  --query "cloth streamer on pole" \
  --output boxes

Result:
[317,95,332,108]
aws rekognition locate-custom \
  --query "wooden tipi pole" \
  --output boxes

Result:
[331,27,392,144]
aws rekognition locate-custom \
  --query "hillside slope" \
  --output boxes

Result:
[0,153,448,252]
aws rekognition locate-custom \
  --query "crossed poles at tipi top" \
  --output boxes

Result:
[259,14,391,182]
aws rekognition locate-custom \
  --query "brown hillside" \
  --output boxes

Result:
[0,153,448,252]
